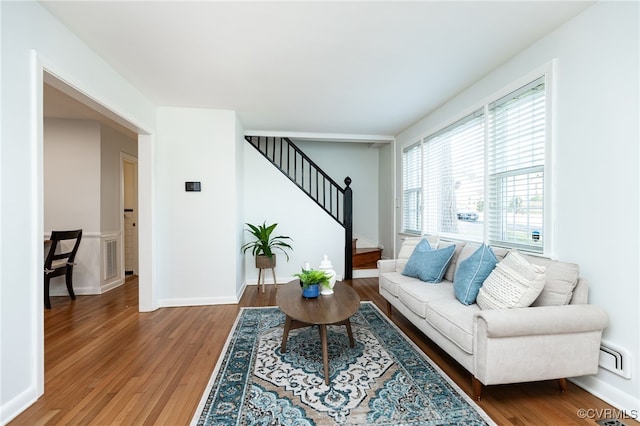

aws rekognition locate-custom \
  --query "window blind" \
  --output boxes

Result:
[402,142,422,234]
[423,109,484,241]
[488,76,546,251]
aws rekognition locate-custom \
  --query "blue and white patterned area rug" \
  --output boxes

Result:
[192,302,496,425]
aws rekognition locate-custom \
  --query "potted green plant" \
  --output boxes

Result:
[293,268,331,299]
[241,221,293,269]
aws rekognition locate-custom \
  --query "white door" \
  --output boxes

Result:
[123,158,138,275]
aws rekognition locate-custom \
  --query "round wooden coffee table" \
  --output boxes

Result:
[276,280,361,385]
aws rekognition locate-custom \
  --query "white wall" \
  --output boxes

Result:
[44,119,101,232]
[155,107,241,306]
[378,142,395,259]
[1,2,156,423]
[44,118,102,295]
[295,140,380,248]
[100,124,137,233]
[243,143,345,285]
[395,1,639,412]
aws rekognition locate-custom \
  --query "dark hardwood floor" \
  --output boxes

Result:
[9,276,634,425]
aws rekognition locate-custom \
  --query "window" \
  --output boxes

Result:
[488,77,546,251]
[402,75,548,253]
[422,110,485,242]
[402,142,422,234]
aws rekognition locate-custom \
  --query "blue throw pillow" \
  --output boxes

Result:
[401,239,432,279]
[402,242,455,283]
[453,244,498,305]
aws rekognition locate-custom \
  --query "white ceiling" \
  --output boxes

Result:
[41,1,593,138]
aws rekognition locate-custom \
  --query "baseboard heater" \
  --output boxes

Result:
[599,340,631,379]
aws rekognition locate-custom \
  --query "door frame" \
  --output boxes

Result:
[33,52,157,400]
[38,62,155,313]
[120,153,139,276]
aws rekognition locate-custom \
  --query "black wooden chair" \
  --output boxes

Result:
[44,229,82,309]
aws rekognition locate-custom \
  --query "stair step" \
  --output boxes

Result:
[353,247,382,270]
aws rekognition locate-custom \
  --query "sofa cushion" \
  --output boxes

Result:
[453,243,508,277]
[396,235,439,272]
[477,251,546,310]
[453,244,498,305]
[523,255,580,306]
[402,244,455,283]
[379,271,423,298]
[439,240,467,282]
[454,242,480,271]
[397,281,454,319]
[426,298,480,354]
[454,243,506,274]
[491,246,510,262]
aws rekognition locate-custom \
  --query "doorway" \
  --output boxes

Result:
[122,155,139,276]
[44,81,139,294]
[30,56,155,404]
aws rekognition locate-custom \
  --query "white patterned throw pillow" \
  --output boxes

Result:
[476,251,546,310]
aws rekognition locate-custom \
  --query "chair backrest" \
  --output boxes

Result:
[45,230,83,269]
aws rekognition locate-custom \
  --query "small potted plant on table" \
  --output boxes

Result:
[294,268,331,299]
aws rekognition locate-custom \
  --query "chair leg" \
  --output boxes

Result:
[44,275,52,309]
[65,267,76,300]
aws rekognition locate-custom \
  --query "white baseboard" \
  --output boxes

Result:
[49,284,100,296]
[236,281,247,301]
[352,269,379,278]
[0,384,39,425]
[157,296,239,307]
[101,277,125,294]
[570,374,640,414]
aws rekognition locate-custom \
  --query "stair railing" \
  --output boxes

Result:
[245,135,353,279]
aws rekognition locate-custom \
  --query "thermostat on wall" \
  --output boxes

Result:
[185,181,201,192]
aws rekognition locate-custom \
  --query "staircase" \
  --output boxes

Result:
[245,136,353,279]
[352,239,382,270]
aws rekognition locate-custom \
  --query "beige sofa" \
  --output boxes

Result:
[378,238,609,400]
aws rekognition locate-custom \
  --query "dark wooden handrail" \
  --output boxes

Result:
[245,135,353,278]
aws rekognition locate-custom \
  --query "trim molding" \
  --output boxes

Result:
[158,296,239,307]
[244,130,394,144]
[101,277,125,294]
[570,375,639,414]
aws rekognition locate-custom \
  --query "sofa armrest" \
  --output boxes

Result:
[377,259,396,273]
[475,304,609,338]
[474,304,608,386]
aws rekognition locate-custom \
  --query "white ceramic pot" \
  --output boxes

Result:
[318,254,337,295]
